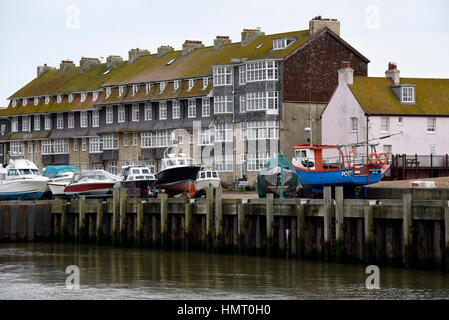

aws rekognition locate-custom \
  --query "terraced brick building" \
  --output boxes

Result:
[0,17,369,185]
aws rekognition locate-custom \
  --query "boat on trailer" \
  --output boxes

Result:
[64,170,120,198]
[292,144,385,195]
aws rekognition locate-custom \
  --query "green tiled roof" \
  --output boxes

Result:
[349,77,449,116]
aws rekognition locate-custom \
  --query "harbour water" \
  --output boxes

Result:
[0,243,448,300]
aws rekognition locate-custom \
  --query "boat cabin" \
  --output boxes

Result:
[120,166,156,182]
[161,153,196,171]
[197,169,220,181]
[1,159,42,180]
[292,145,345,171]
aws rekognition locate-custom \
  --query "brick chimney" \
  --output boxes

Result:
[182,40,205,56]
[37,63,55,78]
[59,60,75,73]
[128,48,150,64]
[214,36,231,50]
[338,61,353,85]
[309,16,340,37]
[79,57,100,73]
[241,28,264,46]
[385,62,400,85]
[157,45,174,58]
[106,55,123,67]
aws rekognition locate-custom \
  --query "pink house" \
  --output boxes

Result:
[322,62,449,167]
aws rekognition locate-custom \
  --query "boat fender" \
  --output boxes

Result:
[378,153,388,164]
[188,184,196,198]
[368,153,379,164]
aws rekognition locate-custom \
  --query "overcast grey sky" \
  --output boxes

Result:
[1,0,448,107]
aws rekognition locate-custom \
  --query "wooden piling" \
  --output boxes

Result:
[323,186,332,261]
[266,193,274,257]
[445,206,449,272]
[184,200,193,250]
[78,195,86,242]
[402,193,415,267]
[205,187,213,252]
[335,186,345,262]
[60,202,68,242]
[296,204,305,259]
[135,201,144,247]
[364,205,374,264]
[214,188,223,251]
[160,193,168,248]
[111,188,119,245]
[119,188,127,245]
[238,201,247,254]
[96,200,104,245]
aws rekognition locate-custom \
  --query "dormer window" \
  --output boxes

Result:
[93,91,99,101]
[119,86,124,97]
[273,38,294,50]
[80,92,87,102]
[146,83,151,94]
[12,99,17,108]
[45,96,50,104]
[401,86,415,103]
[203,77,209,89]
[174,80,181,91]
[68,94,74,103]
[160,82,166,92]
[188,79,195,91]
[23,98,28,107]
[34,97,39,106]
[106,87,112,98]
[57,95,62,104]
[132,84,138,95]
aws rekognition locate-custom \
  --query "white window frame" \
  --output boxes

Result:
[106,87,112,98]
[159,101,167,120]
[93,92,98,101]
[80,111,88,128]
[202,77,209,89]
[118,86,124,97]
[188,99,196,118]
[108,161,118,175]
[73,138,78,152]
[106,106,113,124]
[144,104,152,121]
[214,153,233,172]
[80,92,87,102]
[22,116,30,132]
[239,66,246,85]
[429,144,436,155]
[10,141,24,156]
[427,117,436,133]
[57,114,64,129]
[141,130,173,149]
[12,117,18,132]
[174,80,181,91]
[45,96,50,104]
[351,117,358,132]
[132,84,138,95]
[401,87,415,103]
[57,95,62,104]
[214,123,233,142]
[34,115,40,131]
[23,98,28,107]
[160,82,167,93]
[123,133,128,146]
[202,98,210,117]
[12,99,17,108]
[380,117,390,133]
[118,106,125,123]
[188,79,195,91]
[92,110,99,127]
[132,132,138,146]
[89,137,103,154]
[68,112,74,129]
[172,100,180,119]
[44,115,51,130]
[82,138,87,151]
[214,95,233,114]
[132,105,139,122]
[34,97,39,106]
[245,60,278,82]
[240,96,246,113]
[145,83,151,94]
[213,66,232,86]
[103,133,118,150]
[68,94,74,103]
[245,121,279,140]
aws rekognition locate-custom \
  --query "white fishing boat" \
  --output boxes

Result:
[193,168,221,197]
[0,159,49,200]
[119,165,157,197]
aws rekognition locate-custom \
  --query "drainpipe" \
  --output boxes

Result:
[366,115,369,161]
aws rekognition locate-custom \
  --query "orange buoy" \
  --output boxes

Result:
[368,152,379,164]
[378,152,388,164]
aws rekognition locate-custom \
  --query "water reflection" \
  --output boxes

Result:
[0,243,448,300]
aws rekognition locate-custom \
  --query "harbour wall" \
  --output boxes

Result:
[0,186,448,272]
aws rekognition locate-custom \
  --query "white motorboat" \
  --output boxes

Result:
[0,158,49,200]
[193,168,221,196]
[119,166,157,197]
[64,170,121,197]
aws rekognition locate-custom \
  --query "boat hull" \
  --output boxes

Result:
[0,180,48,200]
[120,180,156,197]
[64,182,116,196]
[194,179,220,191]
[156,166,201,197]
[294,166,383,192]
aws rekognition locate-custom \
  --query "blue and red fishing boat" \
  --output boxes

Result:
[292,144,387,194]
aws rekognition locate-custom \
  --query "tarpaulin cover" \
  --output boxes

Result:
[43,165,79,178]
[257,154,300,198]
